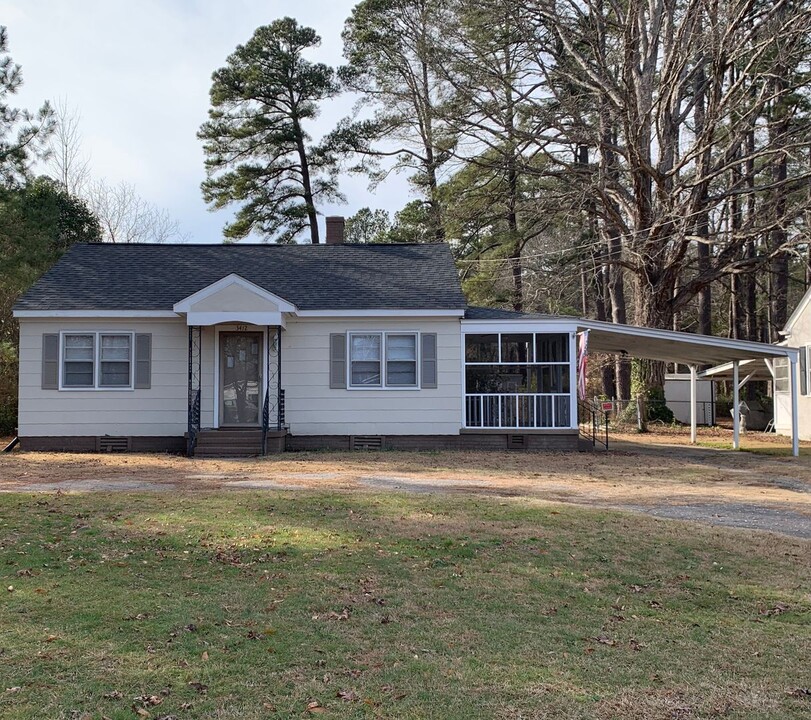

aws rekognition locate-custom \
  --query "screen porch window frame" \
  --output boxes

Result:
[347,331,420,390]
[59,331,135,391]
[463,330,574,429]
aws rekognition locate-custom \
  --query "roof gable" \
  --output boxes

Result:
[173,274,296,314]
[783,285,811,334]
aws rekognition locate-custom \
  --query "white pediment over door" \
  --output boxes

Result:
[173,274,296,326]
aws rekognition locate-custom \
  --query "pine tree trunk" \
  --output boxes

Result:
[294,127,319,245]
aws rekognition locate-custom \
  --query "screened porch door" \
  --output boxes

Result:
[219,331,262,426]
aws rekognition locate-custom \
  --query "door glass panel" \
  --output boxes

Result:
[221,333,261,425]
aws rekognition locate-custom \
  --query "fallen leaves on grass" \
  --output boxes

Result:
[306,700,326,713]
[337,689,359,702]
[759,602,791,617]
[593,635,617,647]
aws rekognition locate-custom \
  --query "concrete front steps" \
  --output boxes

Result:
[194,428,264,458]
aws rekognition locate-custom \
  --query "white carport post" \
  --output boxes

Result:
[790,355,799,457]
[732,361,740,450]
[689,365,697,445]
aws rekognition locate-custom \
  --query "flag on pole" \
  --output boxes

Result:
[577,330,589,400]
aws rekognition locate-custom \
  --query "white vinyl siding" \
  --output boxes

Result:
[19,319,188,436]
[19,317,464,438]
[282,318,462,435]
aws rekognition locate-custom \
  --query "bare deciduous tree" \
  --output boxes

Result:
[47,98,90,196]
[526,0,811,387]
[86,179,186,244]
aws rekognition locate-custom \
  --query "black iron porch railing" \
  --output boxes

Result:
[261,384,269,456]
[261,326,283,456]
[187,326,202,456]
[578,399,609,450]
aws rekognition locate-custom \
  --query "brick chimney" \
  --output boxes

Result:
[325,216,345,245]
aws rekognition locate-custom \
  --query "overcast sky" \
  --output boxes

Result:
[0,0,411,242]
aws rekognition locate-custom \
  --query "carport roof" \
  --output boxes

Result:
[577,318,798,366]
[463,308,798,366]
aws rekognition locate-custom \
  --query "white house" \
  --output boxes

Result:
[12,220,802,456]
[774,286,811,440]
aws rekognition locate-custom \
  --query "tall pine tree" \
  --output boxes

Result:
[199,18,341,243]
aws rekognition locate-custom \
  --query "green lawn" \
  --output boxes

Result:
[0,490,809,719]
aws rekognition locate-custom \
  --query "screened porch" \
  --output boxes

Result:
[463,330,575,430]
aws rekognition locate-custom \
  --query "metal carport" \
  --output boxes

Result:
[575,319,801,456]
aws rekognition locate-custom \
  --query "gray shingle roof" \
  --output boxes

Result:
[463,306,574,320]
[14,243,466,312]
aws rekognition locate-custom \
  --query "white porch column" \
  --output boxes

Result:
[790,355,800,458]
[689,365,697,445]
[732,360,740,450]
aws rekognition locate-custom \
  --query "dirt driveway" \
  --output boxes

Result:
[1,430,810,539]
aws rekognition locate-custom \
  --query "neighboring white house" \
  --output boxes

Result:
[12,220,802,456]
[774,287,811,441]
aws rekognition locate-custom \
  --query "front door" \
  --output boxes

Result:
[220,332,262,426]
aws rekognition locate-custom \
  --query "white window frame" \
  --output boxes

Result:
[347,331,421,390]
[774,357,790,394]
[58,331,135,391]
[804,345,811,397]
[462,331,573,429]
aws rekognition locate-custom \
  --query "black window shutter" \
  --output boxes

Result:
[329,333,346,389]
[421,333,438,388]
[134,333,152,389]
[41,334,59,389]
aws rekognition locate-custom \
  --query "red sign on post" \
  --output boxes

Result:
[601,401,614,412]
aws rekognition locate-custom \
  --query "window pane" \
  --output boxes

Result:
[351,360,381,386]
[774,359,789,393]
[100,361,130,387]
[387,360,417,386]
[535,334,569,362]
[386,334,416,361]
[537,365,570,393]
[465,334,498,363]
[101,334,131,361]
[64,334,94,361]
[501,334,533,363]
[555,396,571,427]
[64,361,93,387]
[351,334,381,361]
[466,365,533,393]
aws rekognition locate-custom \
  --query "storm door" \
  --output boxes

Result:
[219,332,262,426]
